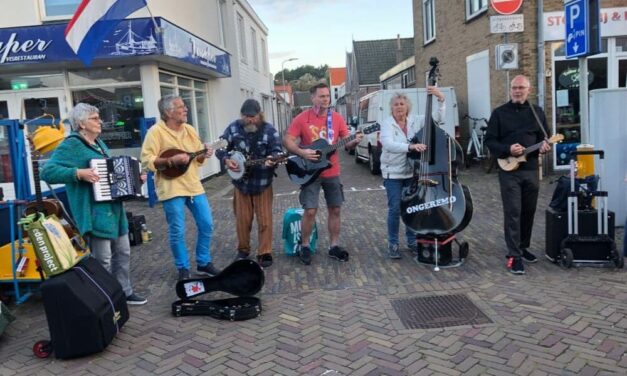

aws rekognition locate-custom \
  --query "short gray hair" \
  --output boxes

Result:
[389,93,412,116]
[69,103,99,132]
[158,95,181,121]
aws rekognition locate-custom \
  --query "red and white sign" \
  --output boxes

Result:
[491,0,523,15]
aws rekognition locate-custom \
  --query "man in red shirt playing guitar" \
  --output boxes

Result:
[283,83,363,265]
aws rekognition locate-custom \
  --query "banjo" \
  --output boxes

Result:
[227,151,288,181]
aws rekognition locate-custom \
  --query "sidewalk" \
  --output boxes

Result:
[0,164,625,376]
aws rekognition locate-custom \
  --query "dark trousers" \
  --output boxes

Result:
[498,169,540,258]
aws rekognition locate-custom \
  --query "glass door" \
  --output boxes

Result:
[16,90,67,200]
[0,95,15,200]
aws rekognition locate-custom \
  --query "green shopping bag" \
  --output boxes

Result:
[19,213,84,277]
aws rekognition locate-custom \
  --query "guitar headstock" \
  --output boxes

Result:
[211,139,229,150]
[360,123,381,135]
[273,152,289,165]
[549,134,564,144]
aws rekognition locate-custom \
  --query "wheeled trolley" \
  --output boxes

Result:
[415,234,469,271]
[557,150,623,268]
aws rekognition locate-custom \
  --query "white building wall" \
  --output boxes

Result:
[233,0,272,111]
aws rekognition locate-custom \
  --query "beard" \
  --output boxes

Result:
[244,124,258,133]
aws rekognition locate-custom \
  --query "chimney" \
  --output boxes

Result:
[396,34,402,64]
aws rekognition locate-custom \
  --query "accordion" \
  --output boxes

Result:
[90,156,142,202]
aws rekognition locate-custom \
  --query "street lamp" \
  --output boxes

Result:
[281,57,298,130]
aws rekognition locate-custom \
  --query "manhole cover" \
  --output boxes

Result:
[391,294,492,329]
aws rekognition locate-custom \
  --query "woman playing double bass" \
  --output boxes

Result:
[380,88,445,259]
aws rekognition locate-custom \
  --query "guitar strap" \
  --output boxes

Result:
[326,109,334,143]
[528,103,549,139]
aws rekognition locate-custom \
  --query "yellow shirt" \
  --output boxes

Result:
[140,120,206,201]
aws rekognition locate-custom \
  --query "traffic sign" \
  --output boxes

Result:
[490,0,523,15]
[565,0,588,58]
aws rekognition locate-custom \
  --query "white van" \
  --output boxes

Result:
[353,87,459,174]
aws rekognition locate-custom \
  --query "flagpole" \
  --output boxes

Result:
[144,1,162,34]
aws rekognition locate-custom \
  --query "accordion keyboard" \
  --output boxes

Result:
[90,156,142,202]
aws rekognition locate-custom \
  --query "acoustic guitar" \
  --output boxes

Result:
[227,151,289,181]
[159,139,228,179]
[285,123,379,186]
[497,134,564,172]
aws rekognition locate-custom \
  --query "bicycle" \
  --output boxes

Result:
[464,115,494,173]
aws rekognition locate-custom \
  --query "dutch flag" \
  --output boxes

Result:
[64,0,148,66]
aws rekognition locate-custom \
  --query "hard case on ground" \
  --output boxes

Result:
[545,208,615,261]
[39,257,129,359]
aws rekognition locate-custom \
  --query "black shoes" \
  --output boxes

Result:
[522,249,538,263]
[235,251,250,261]
[257,254,273,267]
[507,256,525,275]
[298,245,312,265]
[178,268,190,281]
[329,246,349,262]
[196,263,220,277]
[388,244,401,259]
[126,293,147,305]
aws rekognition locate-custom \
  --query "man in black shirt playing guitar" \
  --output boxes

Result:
[485,75,551,275]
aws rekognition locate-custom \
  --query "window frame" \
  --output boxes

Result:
[422,0,436,45]
[38,0,80,21]
[251,27,259,71]
[465,0,488,21]
[236,12,247,64]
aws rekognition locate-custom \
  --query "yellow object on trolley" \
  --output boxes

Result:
[0,239,42,282]
[575,144,595,178]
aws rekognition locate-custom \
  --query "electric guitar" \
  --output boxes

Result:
[226,151,289,181]
[159,139,228,179]
[497,134,564,172]
[286,123,380,186]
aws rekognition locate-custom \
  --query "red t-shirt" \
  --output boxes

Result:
[287,108,349,178]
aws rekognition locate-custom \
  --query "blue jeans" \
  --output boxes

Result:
[162,194,213,270]
[383,178,415,249]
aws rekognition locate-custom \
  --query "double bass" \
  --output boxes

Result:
[400,57,473,237]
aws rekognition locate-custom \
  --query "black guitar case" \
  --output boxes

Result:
[172,297,261,320]
[172,260,264,320]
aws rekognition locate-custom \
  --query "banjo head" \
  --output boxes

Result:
[227,151,247,180]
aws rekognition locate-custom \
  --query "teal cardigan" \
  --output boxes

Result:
[40,132,128,239]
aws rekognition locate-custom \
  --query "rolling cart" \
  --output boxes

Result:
[557,150,623,268]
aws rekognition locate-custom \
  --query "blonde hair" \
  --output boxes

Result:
[389,93,412,116]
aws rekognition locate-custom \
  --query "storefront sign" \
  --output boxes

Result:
[544,7,627,41]
[0,17,231,77]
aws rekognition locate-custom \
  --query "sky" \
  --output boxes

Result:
[248,0,414,75]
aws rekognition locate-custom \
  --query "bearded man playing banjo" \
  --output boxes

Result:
[216,99,283,268]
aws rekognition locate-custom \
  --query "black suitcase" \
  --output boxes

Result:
[545,208,615,261]
[37,257,129,359]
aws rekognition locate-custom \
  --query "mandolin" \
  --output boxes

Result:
[497,134,563,172]
[159,139,228,179]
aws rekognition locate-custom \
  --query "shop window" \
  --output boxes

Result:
[159,71,211,141]
[39,0,80,20]
[0,103,12,187]
[553,55,607,166]
[0,73,63,91]
[72,87,144,149]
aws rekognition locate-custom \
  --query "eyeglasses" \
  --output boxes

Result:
[87,116,101,122]
[173,104,188,110]
[511,86,529,90]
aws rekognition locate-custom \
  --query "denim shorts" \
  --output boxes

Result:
[299,176,344,209]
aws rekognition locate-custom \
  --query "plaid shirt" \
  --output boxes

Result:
[216,120,283,195]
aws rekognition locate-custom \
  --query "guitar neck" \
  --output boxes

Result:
[523,140,549,156]
[320,133,357,154]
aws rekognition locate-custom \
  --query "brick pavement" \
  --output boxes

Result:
[0,155,625,376]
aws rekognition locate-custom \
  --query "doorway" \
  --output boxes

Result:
[0,90,67,200]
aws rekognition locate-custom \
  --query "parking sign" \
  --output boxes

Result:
[565,0,588,58]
